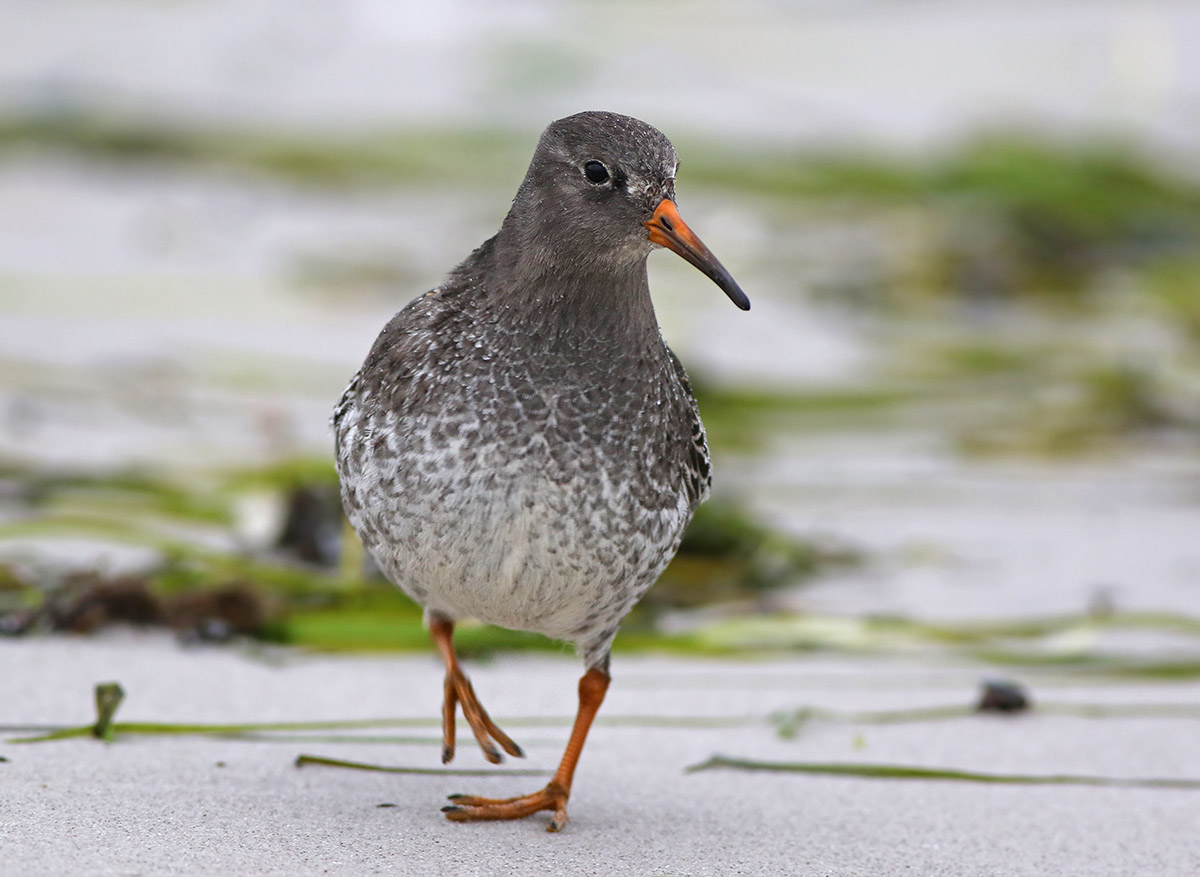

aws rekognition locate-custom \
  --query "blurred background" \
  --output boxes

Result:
[3,0,1200,661]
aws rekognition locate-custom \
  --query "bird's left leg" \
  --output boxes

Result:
[429,613,524,764]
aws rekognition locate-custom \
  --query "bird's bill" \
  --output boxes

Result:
[644,199,750,311]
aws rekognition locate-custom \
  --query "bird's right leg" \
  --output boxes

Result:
[429,613,524,764]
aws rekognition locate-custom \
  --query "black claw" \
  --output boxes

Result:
[441,805,462,813]
[447,793,466,801]
[441,746,454,764]
[511,743,526,758]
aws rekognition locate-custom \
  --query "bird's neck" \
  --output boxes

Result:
[483,229,663,358]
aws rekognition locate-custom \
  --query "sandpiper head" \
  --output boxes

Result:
[512,111,750,311]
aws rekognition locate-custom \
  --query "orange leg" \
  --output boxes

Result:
[430,615,523,764]
[442,665,610,832]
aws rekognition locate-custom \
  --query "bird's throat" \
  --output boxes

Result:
[488,233,662,358]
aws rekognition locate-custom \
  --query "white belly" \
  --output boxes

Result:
[348,438,690,645]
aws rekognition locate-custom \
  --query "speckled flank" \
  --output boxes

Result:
[333,111,718,671]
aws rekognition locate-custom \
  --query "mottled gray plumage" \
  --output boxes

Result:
[334,111,733,671]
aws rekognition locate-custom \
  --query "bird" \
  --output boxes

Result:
[333,110,749,832]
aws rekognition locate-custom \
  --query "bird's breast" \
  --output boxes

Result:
[336,347,697,639]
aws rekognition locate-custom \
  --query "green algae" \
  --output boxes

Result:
[687,755,1200,790]
[0,111,527,190]
[294,754,549,777]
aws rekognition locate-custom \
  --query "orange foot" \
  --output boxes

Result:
[430,615,523,765]
[442,781,570,832]
[442,665,523,765]
[430,618,611,833]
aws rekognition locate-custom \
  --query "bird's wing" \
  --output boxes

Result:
[331,371,360,435]
[665,348,712,509]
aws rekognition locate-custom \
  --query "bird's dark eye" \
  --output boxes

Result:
[583,160,610,184]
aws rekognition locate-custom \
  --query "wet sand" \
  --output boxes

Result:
[4,634,1199,876]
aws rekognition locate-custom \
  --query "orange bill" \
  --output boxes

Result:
[644,199,750,311]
